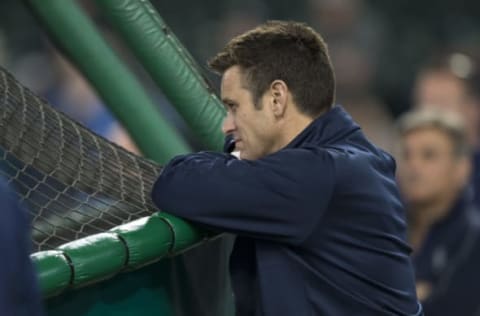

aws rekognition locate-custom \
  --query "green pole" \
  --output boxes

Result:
[93,3,235,316]
[26,0,191,164]
[95,0,226,151]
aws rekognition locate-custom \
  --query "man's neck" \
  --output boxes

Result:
[275,110,316,151]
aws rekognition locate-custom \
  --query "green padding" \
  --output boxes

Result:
[96,0,226,151]
[46,260,174,316]
[31,250,71,297]
[110,214,173,269]
[157,212,207,254]
[27,0,191,164]
[58,233,127,287]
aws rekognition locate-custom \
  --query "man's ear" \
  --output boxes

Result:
[270,80,289,118]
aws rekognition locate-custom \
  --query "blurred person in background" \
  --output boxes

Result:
[397,109,480,315]
[413,53,480,206]
[12,46,139,154]
[0,177,44,316]
[44,50,139,153]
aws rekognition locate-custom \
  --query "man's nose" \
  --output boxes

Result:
[222,112,236,135]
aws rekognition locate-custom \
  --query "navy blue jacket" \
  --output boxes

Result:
[413,193,480,315]
[152,106,422,315]
[0,178,44,316]
[471,151,480,208]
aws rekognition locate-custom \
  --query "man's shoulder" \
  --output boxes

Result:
[292,142,397,189]
[298,141,391,164]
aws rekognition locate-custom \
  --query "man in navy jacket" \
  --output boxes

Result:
[152,21,422,315]
[0,177,44,316]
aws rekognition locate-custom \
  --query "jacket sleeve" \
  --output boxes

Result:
[151,148,335,245]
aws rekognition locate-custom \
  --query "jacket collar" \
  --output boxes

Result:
[286,105,361,149]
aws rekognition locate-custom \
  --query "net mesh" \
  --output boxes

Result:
[0,66,163,252]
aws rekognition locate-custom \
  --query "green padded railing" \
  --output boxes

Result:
[32,212,209,297]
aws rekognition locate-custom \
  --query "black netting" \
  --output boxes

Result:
[0,66,163,252]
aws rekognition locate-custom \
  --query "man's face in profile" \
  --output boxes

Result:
[220,66,279,160]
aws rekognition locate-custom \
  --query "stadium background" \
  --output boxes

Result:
[0,0,480,315]
[2,0,480,146]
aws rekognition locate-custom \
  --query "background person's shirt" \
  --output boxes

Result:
[413,193,480,316]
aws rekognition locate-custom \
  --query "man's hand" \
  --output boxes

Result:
[223,134,236,153]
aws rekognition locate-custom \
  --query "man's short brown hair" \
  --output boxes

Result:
[208,20,335,117]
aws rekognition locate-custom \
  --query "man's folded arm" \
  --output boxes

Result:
[152,149,334,245]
